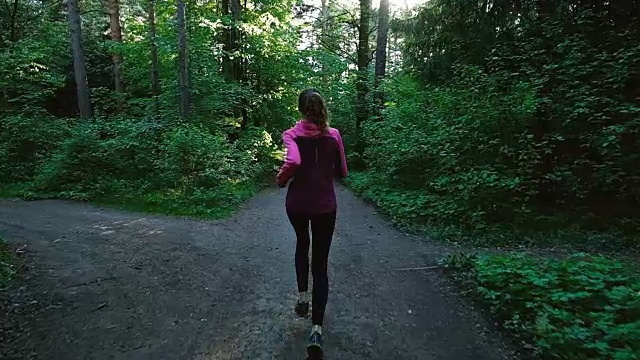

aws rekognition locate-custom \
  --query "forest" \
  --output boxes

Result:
[1,0,640,358]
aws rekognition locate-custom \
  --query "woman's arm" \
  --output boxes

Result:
[282,127,301,166]
[331,128,348,178]
[276,128,300,187]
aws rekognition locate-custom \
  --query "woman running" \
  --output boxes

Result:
[276,88,348,359]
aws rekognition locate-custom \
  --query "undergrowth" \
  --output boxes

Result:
[0,116,280,218]
[441,252,640,359]
[347,170,636,252]
[343,68,640,250]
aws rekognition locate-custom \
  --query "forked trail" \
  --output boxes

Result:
[0,186,514,360]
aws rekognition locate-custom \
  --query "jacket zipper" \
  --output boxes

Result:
[315,146,318,162]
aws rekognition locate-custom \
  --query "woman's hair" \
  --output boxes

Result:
[298,88,329,132]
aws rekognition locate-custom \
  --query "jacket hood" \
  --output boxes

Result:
[292,119,325,138]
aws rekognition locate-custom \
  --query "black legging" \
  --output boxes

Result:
[287,210,336,326]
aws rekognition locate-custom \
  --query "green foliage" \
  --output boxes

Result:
[439,251,478,275]
[0,115,72,184]
[443,252,640,359]
[0,0,307,217]
[351,0,640,246]
[3,0,637,245]
[33,118,159,196]
[0,19,68,111]
[8,116,278,217]
[0,237,15,289]
[351,72,543,231]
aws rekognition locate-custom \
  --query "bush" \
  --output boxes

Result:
[351,65,640,246]
[0,114,71,184]
[141,124,277,216]
[442,252,640,359]
[2,114,277,217]
[353,71,539,230]
[351,1,640,245]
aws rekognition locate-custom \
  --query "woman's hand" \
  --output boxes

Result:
[276,164,296,187]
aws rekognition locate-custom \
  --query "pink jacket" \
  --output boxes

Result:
[276,119,348,188]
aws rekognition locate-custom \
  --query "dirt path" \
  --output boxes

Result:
[0,186,514,360]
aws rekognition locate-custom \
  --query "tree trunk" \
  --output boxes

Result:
[373,0,389,117]
[177,0,189,120]
[107,0,125,108]
[148,0,160,117]
[229,0,248,128]
[67,0,92,119]
[229,0,241,83]
[221,0,233,80]
[222,0,243,85]
[320,0,330,79]
[10,0,19,41]
[355,0,371,130]
[321,0,328,38]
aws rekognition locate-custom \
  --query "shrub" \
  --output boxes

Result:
[442,252,640,359]
[353,71,539,230]
[351,64,640,246]
[0,114,71,184]
[2,115,277,217]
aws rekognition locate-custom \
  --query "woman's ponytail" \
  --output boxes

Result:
[298,88,329,132]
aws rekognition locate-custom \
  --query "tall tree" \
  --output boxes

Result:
[67,0,92,118]
[229,0,241,83]
[148,0,160,116]
[321,0,328,38]
[106,0,124,106]
[221,0,247,128]
[0,0,39,45]
[373,0,389,116]
[319,0,331,79]
[177,0,189,120]
[221,0,242,84]
[9,0,19,42]
[220,0,231,79]
[355,0,371,130]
